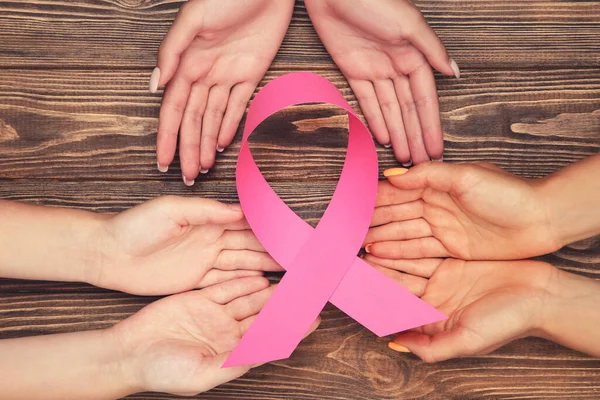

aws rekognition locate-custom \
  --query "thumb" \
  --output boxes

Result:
[384,162,466,193]
[153,196,243,226]
[152,2,203,91]
[403,5,459,78]
[389,328,480,363]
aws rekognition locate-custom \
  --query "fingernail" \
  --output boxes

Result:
[365,244,372,253]
[383,168,409,178]
[200,168,210,174]
[157,161,168,173]
[228,203,242,212]
[388,342,411,353]
[183,176,195,186]
[149,67,160,93]
[217,146,225,153]
[384,143,392,149]
[432,156,444,163]
[401,160,413,168]
[450,59,461,79]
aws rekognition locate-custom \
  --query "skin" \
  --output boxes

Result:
[365,154,600,260]
[364,256,600,362]
[305,0,458,165]
[0,196,283,295]
[0,277,320,399]
[153,0,295,184]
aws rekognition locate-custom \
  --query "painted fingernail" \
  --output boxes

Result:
[149,67,160,93]
[200,168,210,174]
[384,143,392,149]
[450,59,461,79]
[157,161,168,173]
[383,168,409,178]
[388,342,411,353]
[183,176,195,186]
[217,146,225,153]
[365,244,372,253]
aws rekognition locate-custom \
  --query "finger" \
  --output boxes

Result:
[364,255,443,278]
[201,276,270,305]
[179,82,209,182]
[156,1,202,87]
[386,162,465,193]
[375,181,423,207]
[201,85,230,172]
[371,264,428,297]
[373,80,411,164]
[393,75,429,164]
[198,352,252,392]
[157,77,192,169]
[371,200,424,227]
[391,327,485,363]
[219,230,265,252]
[409,65,443,161]
[365,219,432,245]
[152,196,243,226]
[218,82,256,151]
[403,5,456,77]
[349,79,390,146]
[196,269,263,289]
[368,237,450,259]
[223,217,252,231]
[239,315,320,339]
[226,284,276,321]
[215,250,283,272]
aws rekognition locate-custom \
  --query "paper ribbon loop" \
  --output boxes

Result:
[224,73,446,367]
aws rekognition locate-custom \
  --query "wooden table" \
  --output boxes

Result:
[1,1,599,398]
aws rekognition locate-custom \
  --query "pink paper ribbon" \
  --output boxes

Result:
[223,73,446,367]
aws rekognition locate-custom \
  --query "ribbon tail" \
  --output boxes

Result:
[330,258,447,337]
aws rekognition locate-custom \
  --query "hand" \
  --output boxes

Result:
[151,0,295,185]
[364,163,562,261]
[114,277,320,396]
[305,0,459,165]
[364,256,558,362]
[90,196,282,296]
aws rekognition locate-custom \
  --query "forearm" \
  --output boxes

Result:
[539,267,600,357]
[0,328,139,400]
[537,153,600,247]
[0,200,105,282]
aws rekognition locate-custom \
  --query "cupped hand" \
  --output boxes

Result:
[364,255,557,362]
[364,163,562,261]
[90,196,282,296]
[114,277,319,396]
[152,0,295,185]
[305,0,459,165]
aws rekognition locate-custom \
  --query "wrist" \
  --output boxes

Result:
[99,327,144,398]
[532,175,570,252]
[81,212,115,287]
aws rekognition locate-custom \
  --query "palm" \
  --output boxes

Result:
[307,0,453,164]
[114,278,274,396]
[156,0,294,182]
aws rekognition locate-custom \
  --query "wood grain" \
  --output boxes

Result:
[1,68,599,181]
[0,1,599,69]
[1,0,599,399]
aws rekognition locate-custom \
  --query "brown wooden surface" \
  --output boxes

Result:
[1,1,600,399]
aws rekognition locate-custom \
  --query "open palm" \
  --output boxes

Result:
[153,0,295,184]
[92,196,281,296]
[306,0,458,165]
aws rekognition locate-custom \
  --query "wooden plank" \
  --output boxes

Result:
[1,68,599,182]
[0,1,599,69]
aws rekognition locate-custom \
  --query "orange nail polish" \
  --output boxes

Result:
[388,342,411,353]
[384,168,409,178]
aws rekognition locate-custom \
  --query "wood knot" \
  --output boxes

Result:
[0,120,19,143]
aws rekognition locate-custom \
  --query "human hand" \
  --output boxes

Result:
[305,0,459,165]
[113,277,321,396]
[89,196,281,296]
[151,0,295,185]
[364,163,561,261]
[364,256,557,362]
